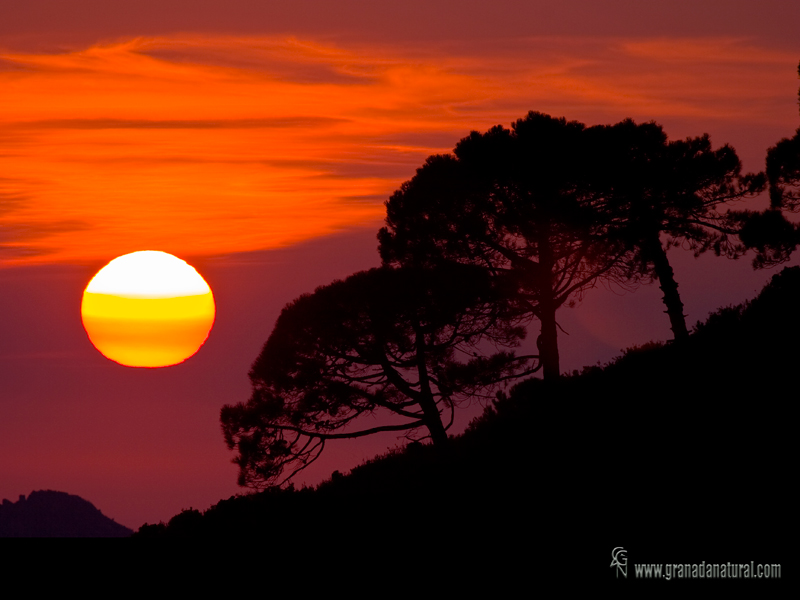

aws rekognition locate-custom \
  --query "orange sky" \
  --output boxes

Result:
[2,34,797,266]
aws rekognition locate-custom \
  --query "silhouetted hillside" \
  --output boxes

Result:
[0,490,133,537]
[136,268,795,568]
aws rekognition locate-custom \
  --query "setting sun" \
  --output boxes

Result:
[80,251,215,367]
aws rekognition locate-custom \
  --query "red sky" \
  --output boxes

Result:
[1,1,799,529]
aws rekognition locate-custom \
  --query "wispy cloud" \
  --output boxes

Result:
[0,34,796,265]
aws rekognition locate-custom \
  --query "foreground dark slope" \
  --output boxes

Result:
[137,268,795,557]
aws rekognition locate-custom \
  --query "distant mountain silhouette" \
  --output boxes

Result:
[0,490,133,537]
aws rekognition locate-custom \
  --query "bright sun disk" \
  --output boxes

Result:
[81,251,215,367]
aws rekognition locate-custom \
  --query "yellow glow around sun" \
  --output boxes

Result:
[81,251,215,367]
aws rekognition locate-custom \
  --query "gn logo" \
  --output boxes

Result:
[611,547,627,578]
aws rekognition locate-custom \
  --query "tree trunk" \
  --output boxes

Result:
[538,298,561,380]
[646,233,689,340]
[537,235,561,380]
[413,323,449,446]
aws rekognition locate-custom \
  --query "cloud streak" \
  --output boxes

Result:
[14,117,349,130]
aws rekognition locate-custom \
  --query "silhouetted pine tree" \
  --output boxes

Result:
[765,61,800,216]
[587,119,765,340]
[221,264,535,488]
[380,112,633,379]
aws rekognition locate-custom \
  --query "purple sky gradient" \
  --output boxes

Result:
[1,1,798,529]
